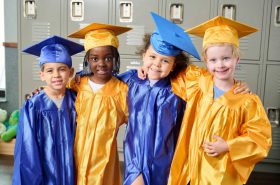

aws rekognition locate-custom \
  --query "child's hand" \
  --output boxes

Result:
[202,135,229,157]
[75,73,81,84]
[137,66,148,80]
[25,87,44,100]
[234,81,251,94]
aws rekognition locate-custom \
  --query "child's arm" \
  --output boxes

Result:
[171,64,206,101]
[12,101,42,185]
[116,70,136,84]
[225,96,271,183]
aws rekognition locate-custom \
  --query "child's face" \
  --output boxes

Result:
[143,45,175,80]
[88,46,114,84]
[40,62,74,92]
[205,44,239,82]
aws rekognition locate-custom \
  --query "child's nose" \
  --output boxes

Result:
[216,60,225,67]
[153,59,161,67]
[53,70,60,76]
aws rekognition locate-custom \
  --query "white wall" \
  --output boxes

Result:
[0,0,5,90]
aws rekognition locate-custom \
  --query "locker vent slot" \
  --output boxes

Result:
[234,64,246,81]
[32,22,51,42]
[272,128,280,150]
[32,59,41,81]
[239,39,250,51]
[126,25,145,46]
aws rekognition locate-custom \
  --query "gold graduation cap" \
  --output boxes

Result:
[186,16,258,48]
[68,23,132,51]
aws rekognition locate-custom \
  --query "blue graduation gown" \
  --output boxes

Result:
[119,70,185,185]
[12,89,76,185]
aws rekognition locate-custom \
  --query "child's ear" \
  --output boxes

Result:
[39,71,45,82]
[236,57,240,64]
[69,68,75,78]
[142,53,146,59]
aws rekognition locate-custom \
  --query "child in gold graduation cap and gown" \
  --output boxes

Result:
[12,36,84,185]
[167,16,272,185]
[67,24,131,185]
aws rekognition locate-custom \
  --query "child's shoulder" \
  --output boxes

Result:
[112,76,128,87]
[22,90,47,109]
[227,92,264,109]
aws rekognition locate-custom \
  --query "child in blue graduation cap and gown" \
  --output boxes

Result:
[12,35,84,185]
[120,12,201,185]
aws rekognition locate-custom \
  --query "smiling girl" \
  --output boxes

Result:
[68,23,131,185]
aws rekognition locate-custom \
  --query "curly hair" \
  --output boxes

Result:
[136,34,190,79]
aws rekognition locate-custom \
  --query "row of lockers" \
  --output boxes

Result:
[18,0,280,170]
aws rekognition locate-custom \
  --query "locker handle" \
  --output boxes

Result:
[267,107,280,127]
[222,4,236,20]
[119,1,133,22]
[70,0,84,21]
[170,3,183,24]
[275,6,280,25]
[23,0,36,19]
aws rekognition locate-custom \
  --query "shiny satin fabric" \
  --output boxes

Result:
[119,70,185,185]
[13,89,77,185]
[70,76,128,185]
[168,65,272,185]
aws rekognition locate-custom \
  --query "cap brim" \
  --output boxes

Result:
[68,23,132,39]
[151,12,200,60]
[186,16,258,38]
[22,35,84,56]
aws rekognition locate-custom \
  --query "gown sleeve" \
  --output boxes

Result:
[117,70,136,84]
[227,95,272,183]
[12,101,42,185]
[170,64,207,102]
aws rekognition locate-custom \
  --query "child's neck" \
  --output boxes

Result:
[89,75,112,84]
[44,87,66,99]
[214,78,234,92]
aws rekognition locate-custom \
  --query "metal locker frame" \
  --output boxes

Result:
[18,0,63,104]
[164,0,213,62]
[216,0,265,61]
[267,0,280,62]
[114,0,162,57]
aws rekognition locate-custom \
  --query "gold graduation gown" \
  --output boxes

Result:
[70,76,128,185]
[168,64,272,185]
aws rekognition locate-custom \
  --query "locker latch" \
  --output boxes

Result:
[70,0,84,21]
[170,3,183,24]
[222,4,236,20]
[275,6,280,26]
[23,0,36,19]
[120,1,133,23]
[267,107,280,127]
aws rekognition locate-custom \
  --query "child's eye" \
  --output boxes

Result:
[105,56,113,62]
[223,57,230,61]
[149,55,156,60]
[209,59,216,63]
[90,57,98,62]
[46,70,53,73]
[162,59,170,63]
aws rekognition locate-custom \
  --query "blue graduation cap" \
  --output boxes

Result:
[150,12,200,60]
[22,35,84,67]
